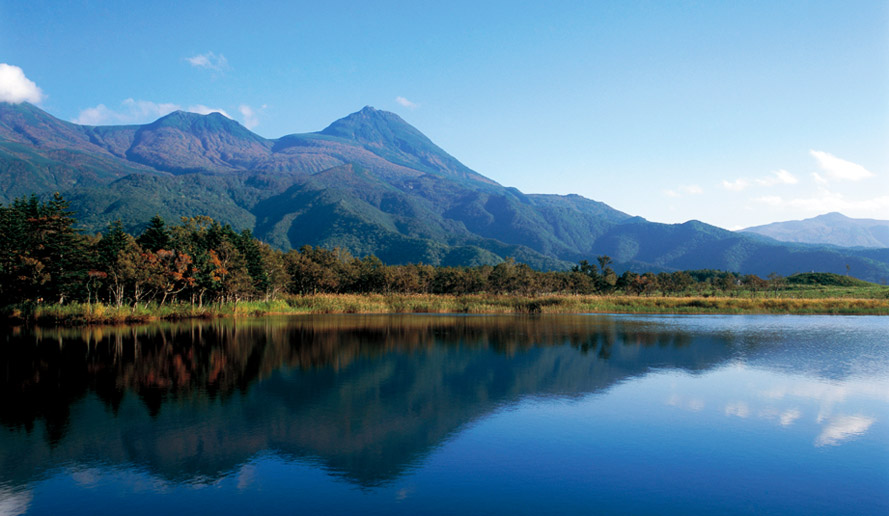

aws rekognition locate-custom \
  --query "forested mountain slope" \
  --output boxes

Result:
[2,101,887,280]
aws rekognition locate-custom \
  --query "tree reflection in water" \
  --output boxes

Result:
[1,315,729,487]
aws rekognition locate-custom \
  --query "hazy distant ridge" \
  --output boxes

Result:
[742,212,889,248]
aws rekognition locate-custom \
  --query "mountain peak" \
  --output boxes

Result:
[152,109,232,126]
[316,107,494,184]
[815,212,849,221]
[124,109,269,173]
[0,101,95,149]
[319,106,411,142]
[145,109,265,144]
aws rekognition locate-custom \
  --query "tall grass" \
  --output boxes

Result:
[5,292,887,326]
[281,293,889,316]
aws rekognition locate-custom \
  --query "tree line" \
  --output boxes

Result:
[0,194,787,309]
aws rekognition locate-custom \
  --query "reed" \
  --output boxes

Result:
[279,294,889,315]
[4,292,887,326]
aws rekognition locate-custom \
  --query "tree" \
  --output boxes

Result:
[258,243,289,300]
[208,241,253,303]
[597,255,617,293]
[351,255,387,293]
[767,273,786,297]
[0,194,88,304]
[488,258,518,294]
[42,193,88,303]
[137,215,171,252]
[154,249,195,305]
[640,272,658,296]
[571,260,599,294]
[97,220,131,267]
[284,246,351,294]
[742,274,768,298]
[617,271,639,294]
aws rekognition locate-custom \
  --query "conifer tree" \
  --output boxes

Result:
[138,215,171,252]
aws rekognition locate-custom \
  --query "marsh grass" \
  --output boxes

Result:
[5,290,887,326]
[280,293,889,316]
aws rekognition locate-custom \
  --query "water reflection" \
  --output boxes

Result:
[0,314,886,515]
[1,315,728,486]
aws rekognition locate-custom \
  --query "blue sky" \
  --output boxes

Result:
[1,0,886,229]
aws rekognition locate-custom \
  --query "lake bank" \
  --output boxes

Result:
[5,291,888,326]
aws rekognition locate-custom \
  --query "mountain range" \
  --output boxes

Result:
[742,212,889,248]
[1,101,888,281]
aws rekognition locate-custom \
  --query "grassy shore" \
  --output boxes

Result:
[284,293,889,315]
[4,289,888,326]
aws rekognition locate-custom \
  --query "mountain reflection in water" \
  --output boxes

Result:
[1,315,725,486]
[0,314,886,516]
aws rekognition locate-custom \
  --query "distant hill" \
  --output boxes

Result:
[742,212,889,248]
[3,101,889,281]
[785,272,873,287]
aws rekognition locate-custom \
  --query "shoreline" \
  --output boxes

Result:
[4,293,887,327]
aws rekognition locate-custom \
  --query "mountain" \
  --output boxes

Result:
[0,102,160,201]
[125,110,272,173]
[742,212,889,248]
[2,101,889,281]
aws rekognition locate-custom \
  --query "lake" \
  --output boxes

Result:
[1,314,887,515]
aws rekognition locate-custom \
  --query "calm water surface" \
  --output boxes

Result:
[1,314,887,515]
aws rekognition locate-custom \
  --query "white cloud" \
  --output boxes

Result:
[0,63,44,104]
[752,195,783,206]
[810,150,874,182]
[756,169,798,186]
[752,190,889,217]
[812,172,828,185]
[186,52,229,72]
[722,178,750,191]
[239,104,259,129]
[395,96,418,109]
[723,169,798,192]
[815,415,874,446]
[665,184,703,197]
[74,98,230,125]
[74,99,179,125]
[186,104,231,118]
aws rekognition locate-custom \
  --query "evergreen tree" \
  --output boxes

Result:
[42,193,88,303]
[0,193,89,304]
[137,215,171,252]
[97,220,130,266]
[236,229,270,295]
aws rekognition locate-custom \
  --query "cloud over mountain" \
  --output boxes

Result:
[0,64,44,104]
[74,98,230,125]
[810,150,874,182]
[395,96,418,109]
